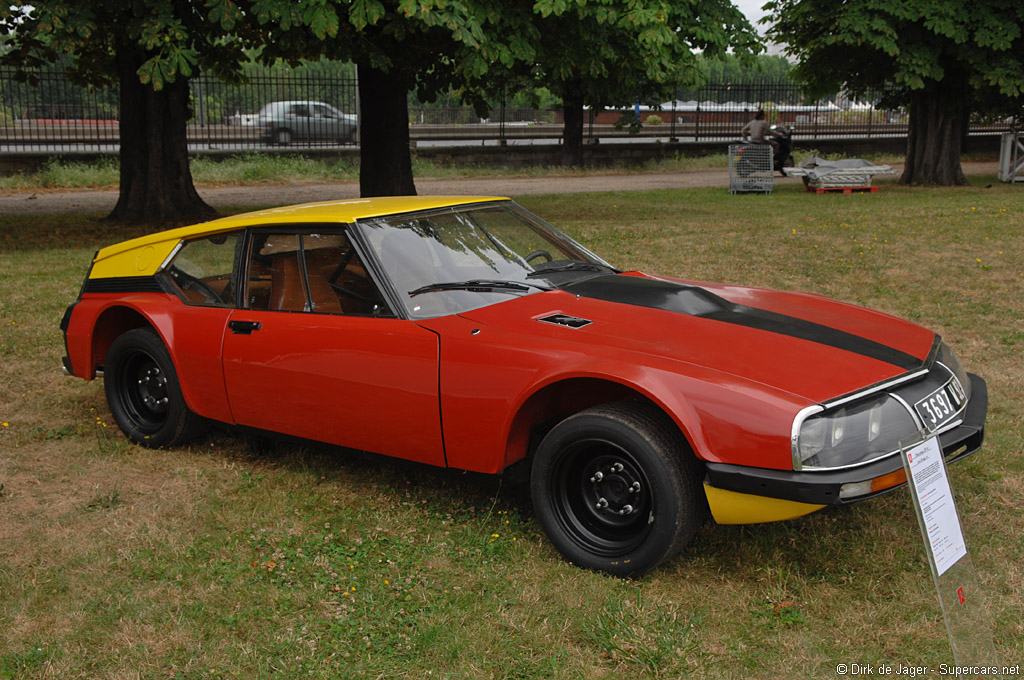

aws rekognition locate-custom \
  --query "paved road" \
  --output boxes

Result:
[0,162,1000,216]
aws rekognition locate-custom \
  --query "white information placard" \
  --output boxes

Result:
[903,436,966,576]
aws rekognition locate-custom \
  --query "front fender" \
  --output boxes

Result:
[422,314,808,474]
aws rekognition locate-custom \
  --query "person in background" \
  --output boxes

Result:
[741,109,781,154]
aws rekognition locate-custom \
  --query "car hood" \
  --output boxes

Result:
[456,272,936,405]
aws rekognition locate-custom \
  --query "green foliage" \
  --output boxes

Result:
[522,0,763,108]
[765,0,1024,117]
[702,54,794,83]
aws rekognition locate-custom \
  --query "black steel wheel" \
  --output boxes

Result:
[104,328,208,448]
[531,402,705,576]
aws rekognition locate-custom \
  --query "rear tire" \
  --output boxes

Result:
[530,402,705,577]
[104,328,208,448]
[273,128,292,145]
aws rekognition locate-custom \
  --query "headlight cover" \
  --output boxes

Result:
[936,341,972,403]
[792,340,972,471]
[794,394,918,470]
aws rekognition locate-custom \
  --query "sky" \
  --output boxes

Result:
[733,0,770,29]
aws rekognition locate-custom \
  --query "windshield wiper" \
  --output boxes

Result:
[408,279,552,297]
[526,262,610,278]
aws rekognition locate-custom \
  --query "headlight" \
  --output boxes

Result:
[937,341,972,402]
[794,394,917,470]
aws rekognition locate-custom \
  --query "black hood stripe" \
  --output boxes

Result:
[564,275,924,371]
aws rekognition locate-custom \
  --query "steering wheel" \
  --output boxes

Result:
[525,250,553,264]
[169,266,223,303]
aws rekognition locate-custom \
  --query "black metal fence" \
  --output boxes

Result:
[0,67,1015,153]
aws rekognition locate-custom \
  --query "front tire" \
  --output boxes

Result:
[104,328,208,448]
[530,402,705,577]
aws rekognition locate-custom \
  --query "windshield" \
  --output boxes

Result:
[356,201,614,319]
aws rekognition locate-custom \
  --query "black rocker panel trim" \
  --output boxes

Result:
[565,274,924,371]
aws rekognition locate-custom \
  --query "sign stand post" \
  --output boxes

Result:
[901,436,1002,675]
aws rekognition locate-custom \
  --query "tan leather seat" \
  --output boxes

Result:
[306,260,345,313]
[269,254,307,311]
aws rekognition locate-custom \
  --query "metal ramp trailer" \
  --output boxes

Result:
[998,132,1024,183]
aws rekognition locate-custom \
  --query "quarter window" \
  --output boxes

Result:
[166,233,241,307]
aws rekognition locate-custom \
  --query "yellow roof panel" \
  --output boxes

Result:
[89,196,508,279]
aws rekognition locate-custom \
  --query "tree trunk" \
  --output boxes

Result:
[560,80,585,168]
[900,88,969,186]
[108,47,215,222]
[358,64,416,197]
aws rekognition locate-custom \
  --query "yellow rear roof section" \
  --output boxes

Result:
[89,196,506,279]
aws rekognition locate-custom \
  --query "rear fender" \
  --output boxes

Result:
[65,295,233,423]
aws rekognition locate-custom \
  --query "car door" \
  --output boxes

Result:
[221,229,446,466]
[310,104,332,141]
[287,104,312,140]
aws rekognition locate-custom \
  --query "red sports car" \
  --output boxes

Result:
[61,196,987,575]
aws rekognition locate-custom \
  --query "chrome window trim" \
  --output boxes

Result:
[158,241,184,272]
[790,404,824,471]
[819,367,929,410]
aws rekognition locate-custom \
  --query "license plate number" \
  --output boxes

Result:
[915,378,966,432]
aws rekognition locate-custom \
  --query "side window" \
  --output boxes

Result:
[166,233,241,307]
[245,231,391,316]
[247,234,305,311]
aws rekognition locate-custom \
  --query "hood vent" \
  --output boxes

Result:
[538,313,592,329]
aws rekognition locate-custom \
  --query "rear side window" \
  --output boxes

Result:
[165,233,242,307]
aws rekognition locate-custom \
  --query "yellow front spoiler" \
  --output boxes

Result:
[703,484,826,525]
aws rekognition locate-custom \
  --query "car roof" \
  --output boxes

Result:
[89,196,508,279]
[263,101,332,108]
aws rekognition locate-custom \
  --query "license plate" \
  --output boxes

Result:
[914,378,966,432]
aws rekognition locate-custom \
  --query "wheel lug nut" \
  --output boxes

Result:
[596,498,609,509]
[611,462,624,472]
[618,504,633,516]
[590,471,604,483]
[629,482,641,494]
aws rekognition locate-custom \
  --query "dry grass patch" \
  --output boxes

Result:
[2,180,1023,678]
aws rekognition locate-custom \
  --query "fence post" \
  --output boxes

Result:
[354,64,361,147]
[695,94,701,142]
[499,86,507,147]
[669,99,677,142]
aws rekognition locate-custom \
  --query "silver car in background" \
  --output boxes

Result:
[258,101,358,145]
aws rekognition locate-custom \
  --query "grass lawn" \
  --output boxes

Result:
[1,178,1022,679]
[0,150,911,192]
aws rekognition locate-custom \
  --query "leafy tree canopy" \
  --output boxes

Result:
[764,0,1024,116]
[764,0,1024,185]
[702,54,794,83]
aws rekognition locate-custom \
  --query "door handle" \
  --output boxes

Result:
[229,320,262,335]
